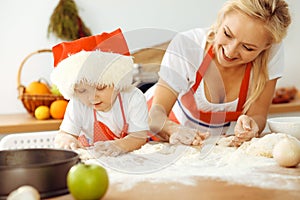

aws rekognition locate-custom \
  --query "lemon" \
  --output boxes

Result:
[34,106,50,120]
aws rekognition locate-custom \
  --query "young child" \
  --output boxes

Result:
[51,49,149,157]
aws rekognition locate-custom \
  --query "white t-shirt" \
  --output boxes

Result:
[60,87,149,141]
[146,28,284,134]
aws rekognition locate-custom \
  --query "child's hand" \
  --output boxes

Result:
[54,132,80,150]
[92,141,125,157]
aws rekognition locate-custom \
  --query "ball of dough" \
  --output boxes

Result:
[272,136,300,167]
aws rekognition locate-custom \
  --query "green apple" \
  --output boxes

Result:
[67,163,109,200]
[50,84,61,96]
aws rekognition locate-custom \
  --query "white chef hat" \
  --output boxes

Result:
[50,50,133,100]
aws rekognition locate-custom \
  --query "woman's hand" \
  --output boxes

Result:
[168,123,210,146]
[54,132,80,150]
[232,115,259,147]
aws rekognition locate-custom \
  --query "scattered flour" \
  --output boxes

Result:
[84,133,300,191]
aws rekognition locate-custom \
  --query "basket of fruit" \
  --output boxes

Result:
[17,49,67,119]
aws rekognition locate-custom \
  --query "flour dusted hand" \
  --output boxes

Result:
[232,115,259,147]
[92,141,125,157]
[169,125,209,146]
[74,148,95,161]
[54,132,80,150]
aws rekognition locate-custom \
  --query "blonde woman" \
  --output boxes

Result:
[146,0,291,146]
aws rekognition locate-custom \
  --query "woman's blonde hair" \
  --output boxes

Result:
[207,0,291,112]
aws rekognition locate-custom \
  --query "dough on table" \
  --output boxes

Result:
[243,133,290,158]
[216,135,235,147]
[216,133,298,158]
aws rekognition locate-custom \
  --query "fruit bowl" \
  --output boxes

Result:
[267,117,300,140]
[17,49,66,116]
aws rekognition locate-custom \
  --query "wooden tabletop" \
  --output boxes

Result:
[48,177,300,200]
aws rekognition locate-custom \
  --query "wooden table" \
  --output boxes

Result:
[0,113,61,134]
[48,177,300,200]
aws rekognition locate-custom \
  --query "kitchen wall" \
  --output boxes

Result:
[0,0,299,114]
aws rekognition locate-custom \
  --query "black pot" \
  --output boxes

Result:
[0,148,80,199]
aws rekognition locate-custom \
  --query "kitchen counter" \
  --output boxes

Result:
[0,113,61,134]
[48,176,300,200]
[269,97,300,114]
[0,98,299,134]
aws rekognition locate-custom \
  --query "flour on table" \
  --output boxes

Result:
[85,133,300,191]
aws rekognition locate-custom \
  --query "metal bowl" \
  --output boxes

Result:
[0,148,80,199]
[267,117,300,140]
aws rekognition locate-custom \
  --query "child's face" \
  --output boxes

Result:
[74,83,117,112]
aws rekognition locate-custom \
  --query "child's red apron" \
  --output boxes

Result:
[148,46,252,127]
[78,94,128,147]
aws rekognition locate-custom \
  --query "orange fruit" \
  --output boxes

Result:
[50,100,68,119]
[34,105,50,120]
[26,81,51,94]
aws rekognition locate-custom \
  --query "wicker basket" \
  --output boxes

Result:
[17,49,65,116]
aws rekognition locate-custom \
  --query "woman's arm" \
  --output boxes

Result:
[149,79,210,145]
[232,78,277,146]
[152,79,179,114]
[246,78,277,133]
[148,78,179,138]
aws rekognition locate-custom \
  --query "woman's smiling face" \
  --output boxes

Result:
[214,10,272,68]
[74,83,117,112]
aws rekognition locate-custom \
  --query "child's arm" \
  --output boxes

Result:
[93,131,148,157]
[115,131,148,152]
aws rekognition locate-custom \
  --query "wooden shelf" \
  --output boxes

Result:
[0,113,62,134]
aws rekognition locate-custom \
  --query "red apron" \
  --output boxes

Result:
[180,46,252,125]
[148,46,252,127]
[78,94,128,147]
